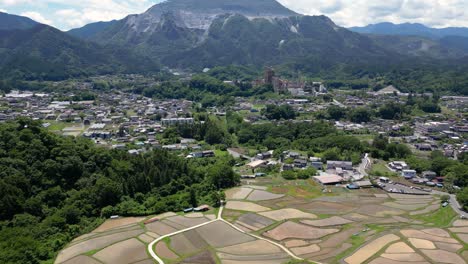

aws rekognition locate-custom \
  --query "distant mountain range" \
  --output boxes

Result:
[350,22,468,39]
[0,13,158,80]
[1,0,468,80]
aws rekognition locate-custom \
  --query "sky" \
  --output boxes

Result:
[0,0,467,30]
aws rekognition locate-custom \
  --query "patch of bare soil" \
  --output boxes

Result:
[94,238,148,264]
[263,221,339,241]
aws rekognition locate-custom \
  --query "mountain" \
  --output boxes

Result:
[350,22,468,39]
[164,14,399,69]
[0,23,159,80]
[67,20,118,40]
[71,0,466,71]
[0,12,38,31]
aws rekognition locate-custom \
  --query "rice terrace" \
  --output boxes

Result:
[55,179,468,264]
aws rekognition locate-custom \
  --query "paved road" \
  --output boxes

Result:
[147,205,305,264]
[432,190,466,216]
[357,153,370,177]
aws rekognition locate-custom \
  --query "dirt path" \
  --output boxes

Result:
[147,206,309,264]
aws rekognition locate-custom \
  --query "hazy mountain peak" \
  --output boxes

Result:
[350,22,468,39]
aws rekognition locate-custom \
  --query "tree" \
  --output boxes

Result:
[457,188,468,211]
[297,167,317,179]
[207,163,239,189]
[349,108,371,123]
[327,106,346,120]
[441,195,450,203]
[282,170,297,180]
[189,189,198,207]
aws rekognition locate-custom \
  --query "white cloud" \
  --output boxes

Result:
[20,11,52,25]
[278,0,468,28]
[0,9,7,12]
[3,1,468,29]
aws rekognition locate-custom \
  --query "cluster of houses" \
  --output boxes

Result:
[388,161,443,187]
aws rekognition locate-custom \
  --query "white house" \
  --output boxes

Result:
[402,170,417,179]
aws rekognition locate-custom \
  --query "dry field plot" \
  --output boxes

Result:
[93,238,148,264]
[246,190,284,201]
[344,234,400,264]
[196,221,255,248]
[93,217,146,233]
[298,201,356,214]
[180,251,216,264]
[264,221,339,241]
[225,201,271,212]
[259,208,317,221]
[145,221,178,235]
[301,216,353,227]
[226,187,254,200]
[170,230,208,255]
[61,255,101,264]
[155,241,178,260]
[55,229,144,263]
[236,213,274,231]
[219,240,283,255]
[165,215,210,228]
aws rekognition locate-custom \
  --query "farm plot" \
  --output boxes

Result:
[344,234,400,264]
[93,238,148,264]
[145,221,178,236]
[246,190,284,201]
[180,251,216,264]
[195,221,255,248]
[259,208,317,221]
[61,255,100,264]
[236,213,275,231]
[55,229,144,263]
[155,241,178,260]
[301,216,353,227]
[263,221,339,241]
[170,229,208,255]
[93,217,146,233]
[226,187,254,200]
[225,201,271,212]
[164,215,210,228]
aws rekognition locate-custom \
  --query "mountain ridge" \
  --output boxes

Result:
[350,22,468,39]
[0,11,39,31]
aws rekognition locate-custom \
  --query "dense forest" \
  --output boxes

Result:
[0,119,238,263]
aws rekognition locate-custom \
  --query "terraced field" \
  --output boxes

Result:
[55,183,467,264]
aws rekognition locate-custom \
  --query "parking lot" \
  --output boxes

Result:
[377,181,431,195]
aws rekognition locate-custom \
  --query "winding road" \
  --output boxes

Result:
[147,205,304,264]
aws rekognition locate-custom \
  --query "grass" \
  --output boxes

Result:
[411,206,457,227]
[369,161,398,177]
[333,234,366,263]
[46,121,68,131]
[351,134,375,142]
[268,179,331,199]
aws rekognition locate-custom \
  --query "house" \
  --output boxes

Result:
[283,164,294,171]
[355,180,373,188]
[311,161,324,170]
[327,161,353,171]
[389,161,408,171]
[294,159,308,168]
[194,205,210,212]
[422,171,437,180]
[416,144,432,151]
[313,175,344,185]
[402,170,417,179]
[256,151,273,160]
[247,160,267,170]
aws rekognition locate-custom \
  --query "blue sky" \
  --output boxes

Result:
[0,0,467,30]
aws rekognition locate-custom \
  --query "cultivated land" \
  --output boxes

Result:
[56,178,468,264]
